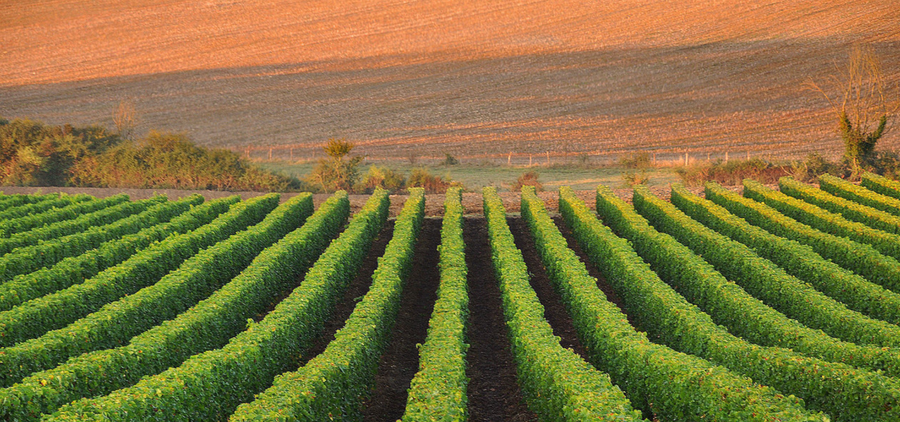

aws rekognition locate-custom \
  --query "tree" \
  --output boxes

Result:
[306,138,363,192]
[809,45,898,179]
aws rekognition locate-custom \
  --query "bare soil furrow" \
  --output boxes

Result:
[363,217,442,421]
[507,216,590,359]
[463,217,537,422]
[296,221,394,367]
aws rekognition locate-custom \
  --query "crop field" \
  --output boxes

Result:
[2,174,900,420]
[2,0,900,163]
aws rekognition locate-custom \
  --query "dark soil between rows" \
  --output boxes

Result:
[463,217,538,422]
[296,221,394,367]
[552,216,636,327]
[363,217,442,421]
[507,217,590,359]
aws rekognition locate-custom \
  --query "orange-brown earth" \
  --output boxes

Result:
[1,0,899,163]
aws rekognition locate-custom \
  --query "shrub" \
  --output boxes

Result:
[354,165,405,193]
[407,167,457,193]
[305,138,363,193]
[618,152,651,169]
[511,170,542,191]
[676,158,789,186]
[790,153,842,182]
[441,152,459,166]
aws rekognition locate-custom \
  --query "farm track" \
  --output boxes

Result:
[463,217,537,422]
[363,217,441,421]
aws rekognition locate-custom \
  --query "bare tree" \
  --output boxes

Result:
[808,44,899,178]
[113,100,137,141]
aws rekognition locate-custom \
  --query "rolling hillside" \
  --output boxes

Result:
[1,0,898,162]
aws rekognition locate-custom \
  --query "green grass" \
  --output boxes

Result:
[257,161,681,192]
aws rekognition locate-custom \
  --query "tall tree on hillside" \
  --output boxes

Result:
[809,45,899,179]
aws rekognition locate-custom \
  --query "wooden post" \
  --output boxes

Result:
[529,154,533,166]
[725,151,729,163]
[684,152,689,166]
[747,150,750,160]
[508,152,511,166]
[546,151,550,166]
[652,153,657,166]
[707,152,710,161]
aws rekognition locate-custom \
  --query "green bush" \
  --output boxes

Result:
[744,178,900,261]
[0,194,313,389]
[818,173,900,216]
[790,153,841,182]
[676,158,788,186]
[490,187,645,421]
[706,180,900,294]
[0,194,278,348]
[0,193,140,256]
[231,189,424,421]
[0,194,203,284]
[0,118,300,190]
[780,176,900,234]
[673,183,900,325]
[633,184,900,349]
[407,167,459,193]
[355,165,405,193]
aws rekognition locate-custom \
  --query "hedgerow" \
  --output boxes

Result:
[0,193,313,388]
[491,187,646,421]
[743,179,900,261]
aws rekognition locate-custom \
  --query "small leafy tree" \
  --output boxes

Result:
[306,138,362,192]
[809,45,898,179]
